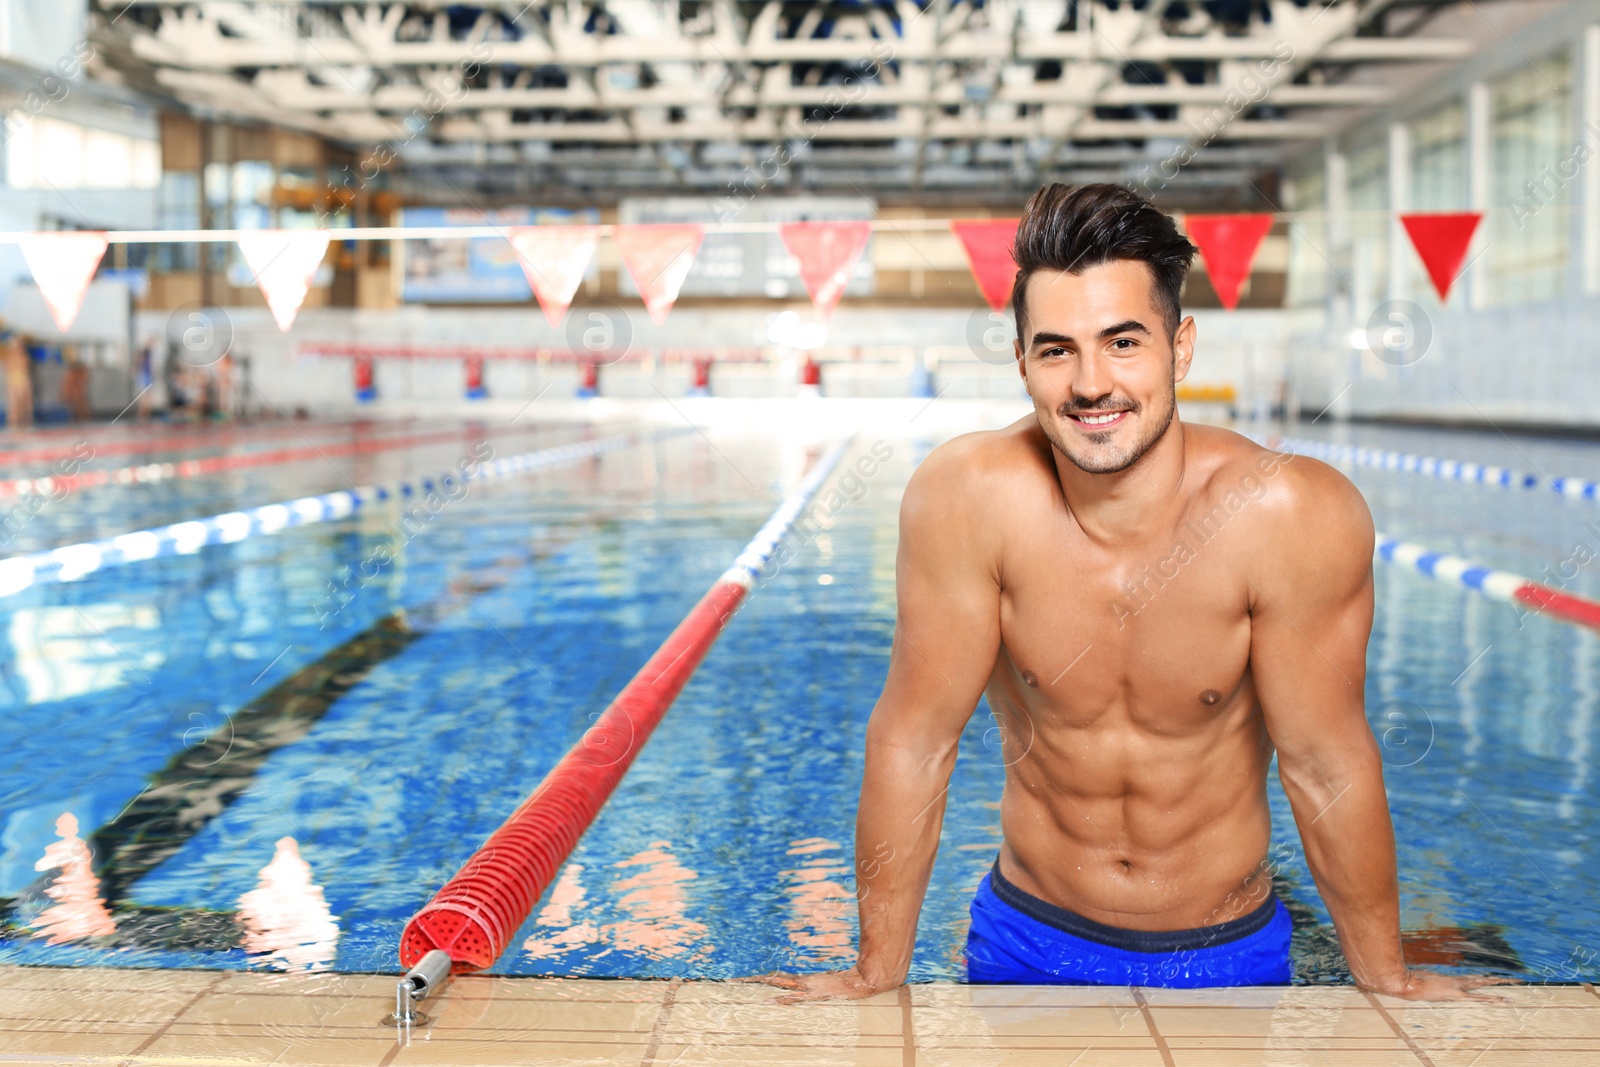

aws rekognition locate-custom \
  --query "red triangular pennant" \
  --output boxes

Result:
[237,231,331,331]
[951,219,1020,311]
[778,221,872,319]
[1400,213,1482,301]
[508,226,598,327]
[18,232,108,332]
[1184,214,1273,311]
[613,224,705,325]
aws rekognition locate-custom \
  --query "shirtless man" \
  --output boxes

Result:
[759,183,1504,999]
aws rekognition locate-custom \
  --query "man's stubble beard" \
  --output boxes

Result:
[1036,383,1178,475]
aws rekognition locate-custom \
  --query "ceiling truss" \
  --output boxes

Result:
[90,0,1490,200]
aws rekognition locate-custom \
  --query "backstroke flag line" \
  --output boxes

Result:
[237,231,333,332]
[779,220,872,319]
[18,232,110,333]
[614,224,706,325]
[950,219,1020,312]
[1183,214,1273,311]
[1400,212,1483,302]
[508,226,599,327]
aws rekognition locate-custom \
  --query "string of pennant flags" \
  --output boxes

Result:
[7,211,1483,337]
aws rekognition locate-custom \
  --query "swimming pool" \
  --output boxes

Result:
[1,408,1597,985]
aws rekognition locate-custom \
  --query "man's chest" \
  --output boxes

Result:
[995,523,1257,723]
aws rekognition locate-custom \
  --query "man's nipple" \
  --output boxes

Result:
[1021,669,1040,688]
[1199,689,1221,705]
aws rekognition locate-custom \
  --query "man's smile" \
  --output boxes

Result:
[1065,410,1131,429]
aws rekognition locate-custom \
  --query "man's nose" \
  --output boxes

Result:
[1071,352,1113,404]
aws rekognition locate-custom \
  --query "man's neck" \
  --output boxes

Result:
[1052,417,1189,546]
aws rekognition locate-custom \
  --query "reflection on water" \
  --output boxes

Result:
[780,837,854,963]
[236,837,339,971]
[608,841,709,960]
[8,604,164,704]
[30,813,115,944]
[522,842,710,964]
[522,863,602,960]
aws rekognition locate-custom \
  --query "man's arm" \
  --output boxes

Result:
[1250,456,1504,1000]
[753,438,1003,999]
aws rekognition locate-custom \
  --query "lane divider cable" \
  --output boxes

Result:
[1376,533,1600,632]
[0,429,680,600]
[398,436,855,972]
[1264,434,1600,499]
[0,422,557,501]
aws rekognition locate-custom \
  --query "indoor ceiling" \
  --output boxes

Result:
[89,0,1518,204]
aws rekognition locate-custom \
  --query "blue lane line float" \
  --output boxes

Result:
[1374,534,1527,601]
[1375,533,1600,632]
[1265,435,1600,499]
[0,430,678,600]
[719,437,854,588]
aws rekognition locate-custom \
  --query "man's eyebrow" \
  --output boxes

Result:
[1028,321,1151,347]
[1029,331,1073,347]
[1097,320,1150,340]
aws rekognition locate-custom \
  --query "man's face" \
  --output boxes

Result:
[1014,259,1195,475]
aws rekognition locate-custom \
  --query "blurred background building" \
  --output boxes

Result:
[0,0,1587,429]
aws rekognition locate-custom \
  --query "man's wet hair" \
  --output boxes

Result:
[1010,183,1197,341]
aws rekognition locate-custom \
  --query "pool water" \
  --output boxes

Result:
[1,412,1597,984]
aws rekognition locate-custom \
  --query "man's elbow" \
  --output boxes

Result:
[1277,735,1386,806]
[864,718,961,781]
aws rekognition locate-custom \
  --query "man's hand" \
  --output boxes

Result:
[740,968,901,1003]
[1364,970,1518,1002]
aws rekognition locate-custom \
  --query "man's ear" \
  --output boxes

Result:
[1172,315,1197,383]
[1014,337,1029,395]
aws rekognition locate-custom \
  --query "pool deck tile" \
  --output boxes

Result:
[130,1033,401,1066]
[0,967,1596,1066]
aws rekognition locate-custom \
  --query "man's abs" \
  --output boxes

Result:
[991,718,1277,933]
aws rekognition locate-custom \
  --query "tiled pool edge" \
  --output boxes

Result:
[0,965,1596,1066]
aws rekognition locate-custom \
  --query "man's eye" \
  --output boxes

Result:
[1111,338,1136,350]
[1041,347,1067,357]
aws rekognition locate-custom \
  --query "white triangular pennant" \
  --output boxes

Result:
[17,232,109,332]
[237,231,332,332]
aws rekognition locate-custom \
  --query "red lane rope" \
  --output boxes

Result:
[300,341,769,364]
[399,438,853,972]
[0,418,426,467]
[0,423,553,501]
[400,580,747,971]
[1512,584,1600,631]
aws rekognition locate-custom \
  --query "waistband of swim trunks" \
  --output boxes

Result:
[988,861,1279,954]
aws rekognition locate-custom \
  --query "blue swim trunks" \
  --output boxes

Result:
[967,863,1293,987]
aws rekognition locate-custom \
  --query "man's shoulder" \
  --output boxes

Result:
[1191,424,1359,504]
[900,417,1049,527]
[1188,425,1373,559]
[908,417,1048,494]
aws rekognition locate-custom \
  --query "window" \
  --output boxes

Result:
[1412,103,1466,211]
[5,117,159,189]
[1348,142,1388,318]
[1488,50,1572,305]
[156,171,200,272]
[1285,167,1327,309]
[1409,102,1467,305]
